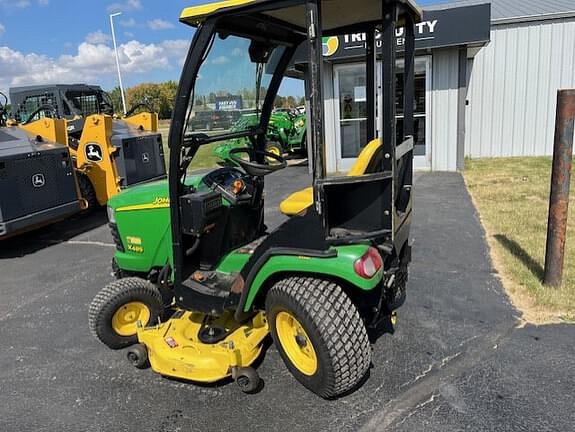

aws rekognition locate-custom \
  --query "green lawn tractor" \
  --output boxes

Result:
[89,0,420,398]
[213,110,307,165]
[268,109,307,154]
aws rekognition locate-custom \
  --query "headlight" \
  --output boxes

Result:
[107,206,116,224]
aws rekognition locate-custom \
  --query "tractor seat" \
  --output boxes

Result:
[279,138,383,216]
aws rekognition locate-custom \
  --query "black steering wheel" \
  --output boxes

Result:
[229,147,287,176]
[23,104,58,125]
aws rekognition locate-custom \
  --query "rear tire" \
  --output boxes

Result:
[78,175,98,210]
[266,277,371,398]
[88,277,163,349]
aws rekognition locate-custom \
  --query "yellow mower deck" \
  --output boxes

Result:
[137,311,269,382]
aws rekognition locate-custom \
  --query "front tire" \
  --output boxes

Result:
[265,142,282,163]
[266,277,371,398]
[78,175,98,210]
[88,277,163,349]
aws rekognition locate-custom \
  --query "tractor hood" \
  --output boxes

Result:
[109,179,169,211]
[109,174,206,212]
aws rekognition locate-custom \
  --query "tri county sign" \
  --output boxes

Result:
[318,4,490,60]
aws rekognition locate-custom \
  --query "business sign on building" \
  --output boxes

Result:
[215,95,243,111]
[317,4,491,60]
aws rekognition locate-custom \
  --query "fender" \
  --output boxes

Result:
[239,244,384,316]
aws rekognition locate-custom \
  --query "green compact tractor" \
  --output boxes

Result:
[268,109,307,154]
[89,0,420,398]
[213,109,307,164]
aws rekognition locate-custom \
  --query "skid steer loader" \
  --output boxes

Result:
[10,84,166,209]
[0,92,83,239]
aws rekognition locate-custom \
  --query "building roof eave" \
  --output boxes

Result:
[492,10,575,26]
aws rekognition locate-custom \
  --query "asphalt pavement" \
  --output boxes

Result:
[0,167,573,432]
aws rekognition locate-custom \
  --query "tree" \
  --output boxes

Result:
[126,83,176,119]
[107,87,124,115]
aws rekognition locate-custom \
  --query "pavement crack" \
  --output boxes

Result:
[396,392,439,426]
[360,321,519,431]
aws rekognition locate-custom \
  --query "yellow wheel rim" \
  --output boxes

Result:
[275,311,318,376]
[111,302,150,336]
[266,146,281,163]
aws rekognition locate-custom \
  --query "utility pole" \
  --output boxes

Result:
[544,89,575,287]
[110,12,127,115]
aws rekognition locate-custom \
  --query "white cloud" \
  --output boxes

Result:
[107,0,141,13]
[37,0,48,5]
[0,23,5,37]
[0,0,31,8]
[120,17,135,27]
[0,38,188,96]
[211,55,229,65]
[85,30,111,45]
[147,19,174,30]
[124,31,134,38]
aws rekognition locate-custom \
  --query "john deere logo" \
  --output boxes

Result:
[322,36,339,57]
[85,143,103,162]
[32,173,45,188]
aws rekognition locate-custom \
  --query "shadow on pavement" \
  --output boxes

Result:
[0,208,108,259]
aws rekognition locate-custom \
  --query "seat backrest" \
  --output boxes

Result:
[347,138,383,177]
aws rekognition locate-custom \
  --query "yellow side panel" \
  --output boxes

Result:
[279,138,383,216]
[75,115,120,206]
[180,0,254,25]
[20,118,68,145]
[123,112,158,132]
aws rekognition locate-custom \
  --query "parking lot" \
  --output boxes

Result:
[1,167,573,432]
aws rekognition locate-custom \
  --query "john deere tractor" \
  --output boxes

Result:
[213,109,306,165]
[10,84,166,210]
[89,0,420,398]
[268,107,307,154]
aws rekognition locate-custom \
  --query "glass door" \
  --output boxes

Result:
[333,57,430,172]
[334,64,368,172]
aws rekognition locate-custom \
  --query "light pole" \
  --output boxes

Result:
[109,12,127,115]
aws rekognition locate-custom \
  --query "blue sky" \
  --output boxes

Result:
[0,0,449,99]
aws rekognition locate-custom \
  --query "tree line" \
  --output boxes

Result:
[108,82,304,119]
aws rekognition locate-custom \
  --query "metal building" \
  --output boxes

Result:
[303,0,575,173]
[435,0,575,160]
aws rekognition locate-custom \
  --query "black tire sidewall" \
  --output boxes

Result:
[91,280,162,349]
[265,142,282,155]
[266,293,334,396]
[78,175,97,210]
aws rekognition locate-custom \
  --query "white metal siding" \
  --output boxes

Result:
[431,48,460,171]
[466,18,575,158]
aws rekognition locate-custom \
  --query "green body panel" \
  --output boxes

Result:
[216,250,251,273]
[109,175,204,273]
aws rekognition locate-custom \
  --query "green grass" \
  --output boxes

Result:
[158,121,220,170]
[464,157,575,321]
